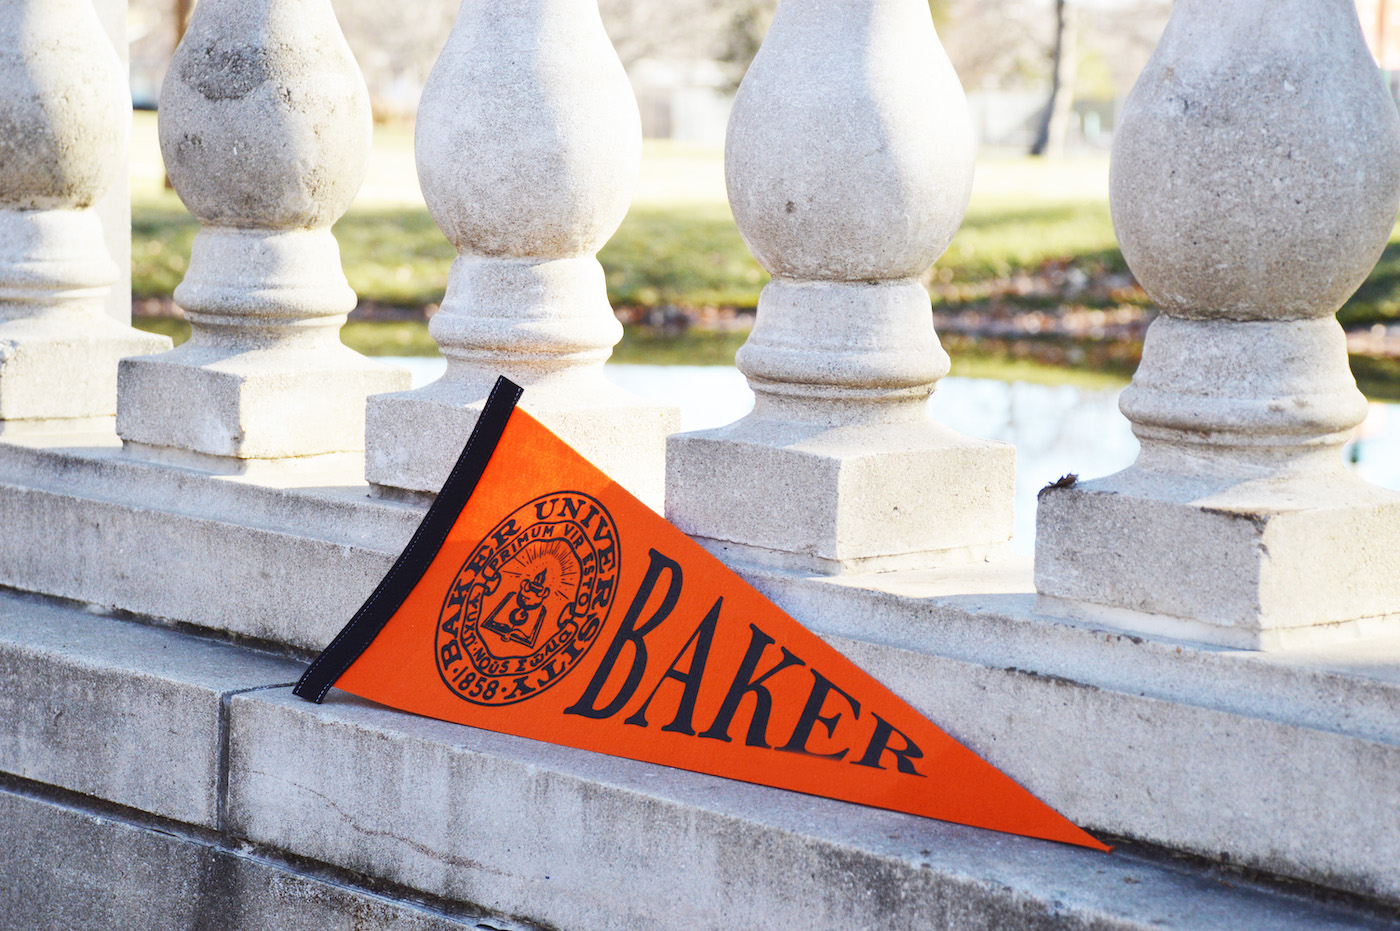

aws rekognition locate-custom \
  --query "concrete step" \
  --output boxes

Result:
[1,592,1396,930]
[742,563,1400,905]
[0,436,1398,907]
[0,783,538,931]
[0,436,414,651]
[0,591,302,826]
[229,685,1400,931]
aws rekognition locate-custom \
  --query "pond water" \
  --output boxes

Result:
[387,358,1400,555]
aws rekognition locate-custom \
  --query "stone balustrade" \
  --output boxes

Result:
[2,0,1399,927]
[0,0,169,433]
[666,0,1015,575]
[362,0,678,506]
[115,0,408,468]
[1035,0,1400,650]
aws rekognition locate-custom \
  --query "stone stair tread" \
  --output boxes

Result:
[228,687,1400,931]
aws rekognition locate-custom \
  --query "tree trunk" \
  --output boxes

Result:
[174,0,193,39]
[1030,0,1078,157]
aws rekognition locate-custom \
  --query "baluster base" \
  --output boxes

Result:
[1035,466,1400,650]
[117,342,408,461]
[0,311,169,425]
[364,372,679,509]
[666,417,1015,576]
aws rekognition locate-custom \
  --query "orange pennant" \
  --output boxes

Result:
[295,377,1107,852]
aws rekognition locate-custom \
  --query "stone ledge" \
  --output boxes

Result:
[666,425,1015,574]
[1,437,1398,907]
[0,592,303,826]
[1034,478,1400,649]
[0,438,416,650]
[741,561,1400,904]
[226,688,1399,931]
[0,783,538,931]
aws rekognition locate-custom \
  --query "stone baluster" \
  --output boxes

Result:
[363,0,678,505]
[0,0,170,432]
[1035,0,1400,649]
[116,0,407,467]
[665,0,1013,575]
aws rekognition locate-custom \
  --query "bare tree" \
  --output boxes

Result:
[1030,0,1077,156]
[173,0,193,42]
[599,0,768,71]
[938,0,1055,91]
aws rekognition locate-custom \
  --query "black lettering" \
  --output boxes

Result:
[698,624,804,748]
[541,654,568,683]
[564,549,683,719]
[778,670,860,760]
[625,597,722,734]
[439,639,463,668]
[561,496,582,520]
[854,713,925,776]
[593,575,616,610]
[504,675,537,701]
[578,613,602,642]
[490,519,518,547]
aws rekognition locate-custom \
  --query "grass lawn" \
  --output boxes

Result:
[132,116,1124,313]
[130,114,1400,394]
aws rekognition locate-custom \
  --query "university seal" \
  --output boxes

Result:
[436,491,620,706]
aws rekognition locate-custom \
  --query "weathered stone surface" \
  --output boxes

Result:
[2,436,1398,906]
[668,421,1014,574]
[0,0,170,425]
[1110,2,1400,322]
[0,438,414,651]
[741,558,1400,904]
[667,0,1013,573]
[0,787,533,930]
[118,0,406,461]
[0,592,301,826]
[0,303,169,424]
[1036,467,1400,649]
[366,371,676,509]
[119,337,408,462]
[1035,0,1400,645]
[364,0,676,504]
[228,688,1397,930]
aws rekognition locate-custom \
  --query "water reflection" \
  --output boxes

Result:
[388,359,1400,555]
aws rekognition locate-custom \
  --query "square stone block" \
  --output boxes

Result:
[365,377,679,507]
[1035,473,1400,649]
[667,422,1015,574]
[0,314,169,422]
[118,343,408,460]
[0,593,302,826]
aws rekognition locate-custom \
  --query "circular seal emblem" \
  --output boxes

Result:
[436,490,620,706]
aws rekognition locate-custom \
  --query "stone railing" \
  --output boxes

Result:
[2,0,1399,928]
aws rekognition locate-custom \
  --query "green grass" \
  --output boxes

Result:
[1348,354,1400,402]
[132,317,191,345]
[602,205,766,309]
[132,317,1400,400]
[131,204,198,299]
[1339,231,1400,328]
[335,210,456,308]
[942,200,1121,281]
[131,192,1123,313]
[127,119,1400,396]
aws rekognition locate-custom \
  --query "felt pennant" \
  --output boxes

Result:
[294,376,1107,852]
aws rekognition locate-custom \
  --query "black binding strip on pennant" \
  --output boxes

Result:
[293,376,524,703]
